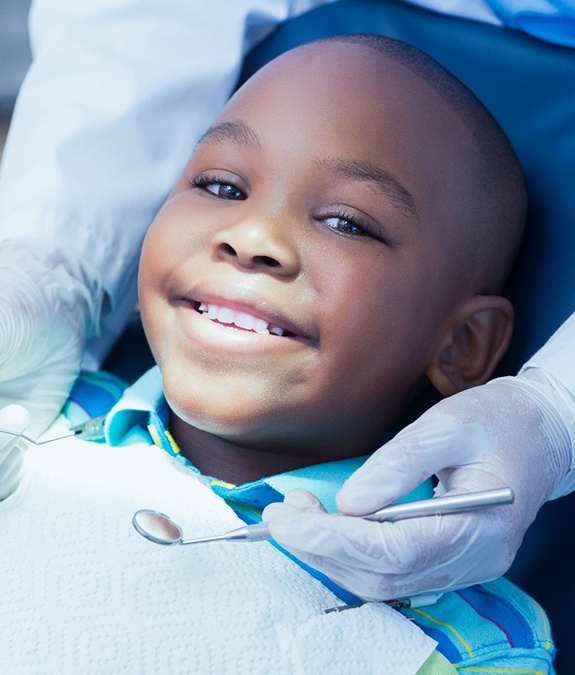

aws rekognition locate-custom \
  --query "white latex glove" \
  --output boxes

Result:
[0,404,29,500]
[0,238,103,436]
[264,369,574,601]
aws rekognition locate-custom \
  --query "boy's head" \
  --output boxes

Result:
[138,35,526,480]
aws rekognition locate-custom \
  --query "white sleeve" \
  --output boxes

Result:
[0,0,334,366]
[519,310,575,498]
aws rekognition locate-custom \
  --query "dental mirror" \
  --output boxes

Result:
[133,488,513,547]
[132,509,184,545]
[132,509,271,546]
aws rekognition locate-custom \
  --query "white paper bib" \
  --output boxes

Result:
[0,431,436,674]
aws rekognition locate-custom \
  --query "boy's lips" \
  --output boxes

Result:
[196,302,296,337]
[173,291,319,347]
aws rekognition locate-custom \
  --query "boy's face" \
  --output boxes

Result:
[139,43,477,463]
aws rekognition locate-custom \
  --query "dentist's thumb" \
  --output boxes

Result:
[336,406,479,516]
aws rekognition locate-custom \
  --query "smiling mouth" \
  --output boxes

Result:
[194,302,298,338]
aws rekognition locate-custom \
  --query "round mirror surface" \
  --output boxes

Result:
[132,509,182,545]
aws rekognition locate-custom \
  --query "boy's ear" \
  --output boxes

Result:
[426,295,514,396]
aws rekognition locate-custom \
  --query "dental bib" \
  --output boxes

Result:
[0,428,436,674]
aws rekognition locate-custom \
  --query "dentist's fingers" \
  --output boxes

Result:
[0,404,30,500]
[0,239,103,435]
[267,491,517,601]
[0,404,29,456]
[263,488,327,521]
[0,447,24,500]
[336,402,493,517]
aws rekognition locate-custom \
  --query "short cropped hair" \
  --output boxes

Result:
[319,34,527,294]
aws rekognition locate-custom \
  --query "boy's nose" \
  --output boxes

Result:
[212,219,301,277]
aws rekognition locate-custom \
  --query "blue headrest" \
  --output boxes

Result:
[239,0,575,376]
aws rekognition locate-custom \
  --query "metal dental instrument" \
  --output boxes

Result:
[323,591,443,615]
[0,428,78,445]
[69,415,108,441]
[132,507,450,616]
[132,509,271,546]
[0,414,108,445]
[362,486,514,522]
[132,487,514,547]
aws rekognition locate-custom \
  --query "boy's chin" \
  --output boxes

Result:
[167,393,273,439]
[176,411,259,439]
[166,390,320,452]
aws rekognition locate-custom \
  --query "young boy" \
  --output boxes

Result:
[1,35,554,674]
[138,34,522,483]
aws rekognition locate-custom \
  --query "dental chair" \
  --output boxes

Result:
[105,1,575,668]
[234,1,575,670]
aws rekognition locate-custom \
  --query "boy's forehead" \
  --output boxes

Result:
[227,41,423,113]
[202,41,469,217]
[253,40,408,84]
[211,40,461,157]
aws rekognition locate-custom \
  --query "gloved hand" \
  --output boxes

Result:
[0,404,29,500]
[0,238,103,436]
[264,369,575,601]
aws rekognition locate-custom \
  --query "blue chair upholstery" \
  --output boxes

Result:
[237,3,575,671]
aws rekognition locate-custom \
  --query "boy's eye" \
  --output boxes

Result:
[323,214,370,238]
[206,183,244,200]
[193,175,246,200]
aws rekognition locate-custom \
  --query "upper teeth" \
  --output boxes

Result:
[198,303,286,336]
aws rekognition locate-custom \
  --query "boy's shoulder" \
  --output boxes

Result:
[62,370,129,427]
[408,577,555,673]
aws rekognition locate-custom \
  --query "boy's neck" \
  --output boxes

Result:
[167,384,436,485]
[169,414,330,484]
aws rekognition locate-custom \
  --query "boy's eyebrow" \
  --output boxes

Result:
[197,123,418,220]
[326,159,419,221]
[197,121,262,150]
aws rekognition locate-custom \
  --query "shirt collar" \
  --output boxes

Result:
[105,366,165,445]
